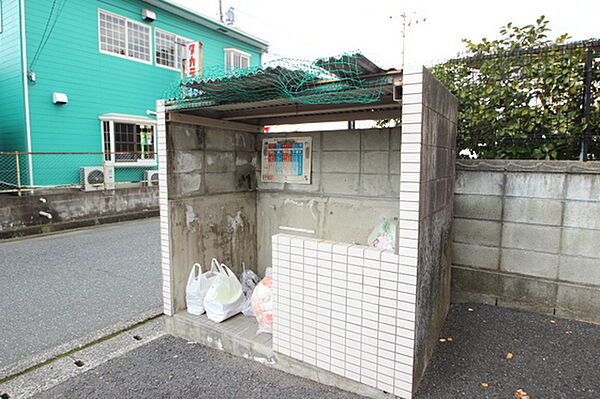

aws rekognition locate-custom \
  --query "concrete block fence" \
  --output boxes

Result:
[451,160,600,324]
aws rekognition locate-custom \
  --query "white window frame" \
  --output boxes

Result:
[99,114,157,167]
[97,9,152,65]
[224,48,251,70]
[154,28,193,72]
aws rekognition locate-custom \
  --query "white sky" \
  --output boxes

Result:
[171,0,598,131]
[173,0,599,69]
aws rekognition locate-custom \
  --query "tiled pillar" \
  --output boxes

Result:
[156,99,173,317]
[401,66,457,390]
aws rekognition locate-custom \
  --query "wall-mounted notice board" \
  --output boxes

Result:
[261,137,312,184]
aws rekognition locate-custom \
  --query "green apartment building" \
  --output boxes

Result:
[0,0,267,189]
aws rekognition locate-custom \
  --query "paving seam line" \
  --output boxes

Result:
[0,306,163,381]
[0,313,164,386]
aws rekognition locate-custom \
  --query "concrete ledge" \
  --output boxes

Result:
[0,209,159,240]
[166,312,393,399]
[456,159,600,174]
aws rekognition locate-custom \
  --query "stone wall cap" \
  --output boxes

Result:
[456,159,600,174]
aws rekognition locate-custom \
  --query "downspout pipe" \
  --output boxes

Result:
[20,0,34,186]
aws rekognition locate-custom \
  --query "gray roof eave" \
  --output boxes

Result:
[141,0,269,52]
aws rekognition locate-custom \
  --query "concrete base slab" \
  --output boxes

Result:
[167,312,394,399]
[166,311,274,364]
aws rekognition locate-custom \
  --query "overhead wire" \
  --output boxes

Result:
[30,0,69,69]
[29,0,59,69]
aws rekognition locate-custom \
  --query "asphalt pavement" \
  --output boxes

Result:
[33,334,363,399]
[27,304,600,399]
[0,218,162,376]
[414,304,600,399]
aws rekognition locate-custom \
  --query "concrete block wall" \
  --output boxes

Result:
[256,128,401,276]
[0,187,158,239]
[272,234,417,399]
[158,111,258,315]
[452,160,600,324]
[168,123,257,199]
[401,67,457,391]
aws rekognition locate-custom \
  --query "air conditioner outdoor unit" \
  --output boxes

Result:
[80,166,115,191]
[144,170,159,186]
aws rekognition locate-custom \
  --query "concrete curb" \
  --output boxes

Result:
[0,317,166,399]
[0,307,163,382]
[0,216,159,244]
[0,209,159,240]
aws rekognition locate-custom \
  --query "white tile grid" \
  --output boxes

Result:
[274,240,293,357]
[302,239,317,366]
[273,241,290,356]
[272,235,417,397]
[395,67,425,399]
[316,242,333,372]
[272,243,281,353]
[290,238,307,364]
[156,100,172,317]
[377,253,399,393]
[331,243,348,377]
[361,248,380,387]
[345,245,364,383]
[302,240,317,366]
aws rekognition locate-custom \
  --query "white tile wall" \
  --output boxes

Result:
[272,234,417,398]
[156,100,173,317]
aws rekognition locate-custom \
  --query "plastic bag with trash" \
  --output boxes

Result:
[240,263,260,317]
[367,220,396,251]
[251,268,273,334]
[185,261,218,315]
[203,260,245,323]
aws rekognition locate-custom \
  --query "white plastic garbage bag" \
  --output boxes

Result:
[251,268,273,334]
[204,261,245,323]
[185,260,218,315]
[240,263,260,317]
[367,220,396,251]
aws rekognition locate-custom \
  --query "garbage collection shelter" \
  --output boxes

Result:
[156,56,458,399]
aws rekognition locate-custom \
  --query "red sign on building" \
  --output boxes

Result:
[186,42,201,77]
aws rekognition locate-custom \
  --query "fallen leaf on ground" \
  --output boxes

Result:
[481,383,489,387]
[506,353,514,359]
[514,388,530,398]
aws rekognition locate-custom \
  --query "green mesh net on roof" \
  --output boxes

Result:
[164,52,394,108]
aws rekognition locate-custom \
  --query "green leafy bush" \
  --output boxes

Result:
[429,17,599,159]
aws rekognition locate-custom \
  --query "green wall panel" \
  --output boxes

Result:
[0,0,26,153]
[23,0,263,185]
